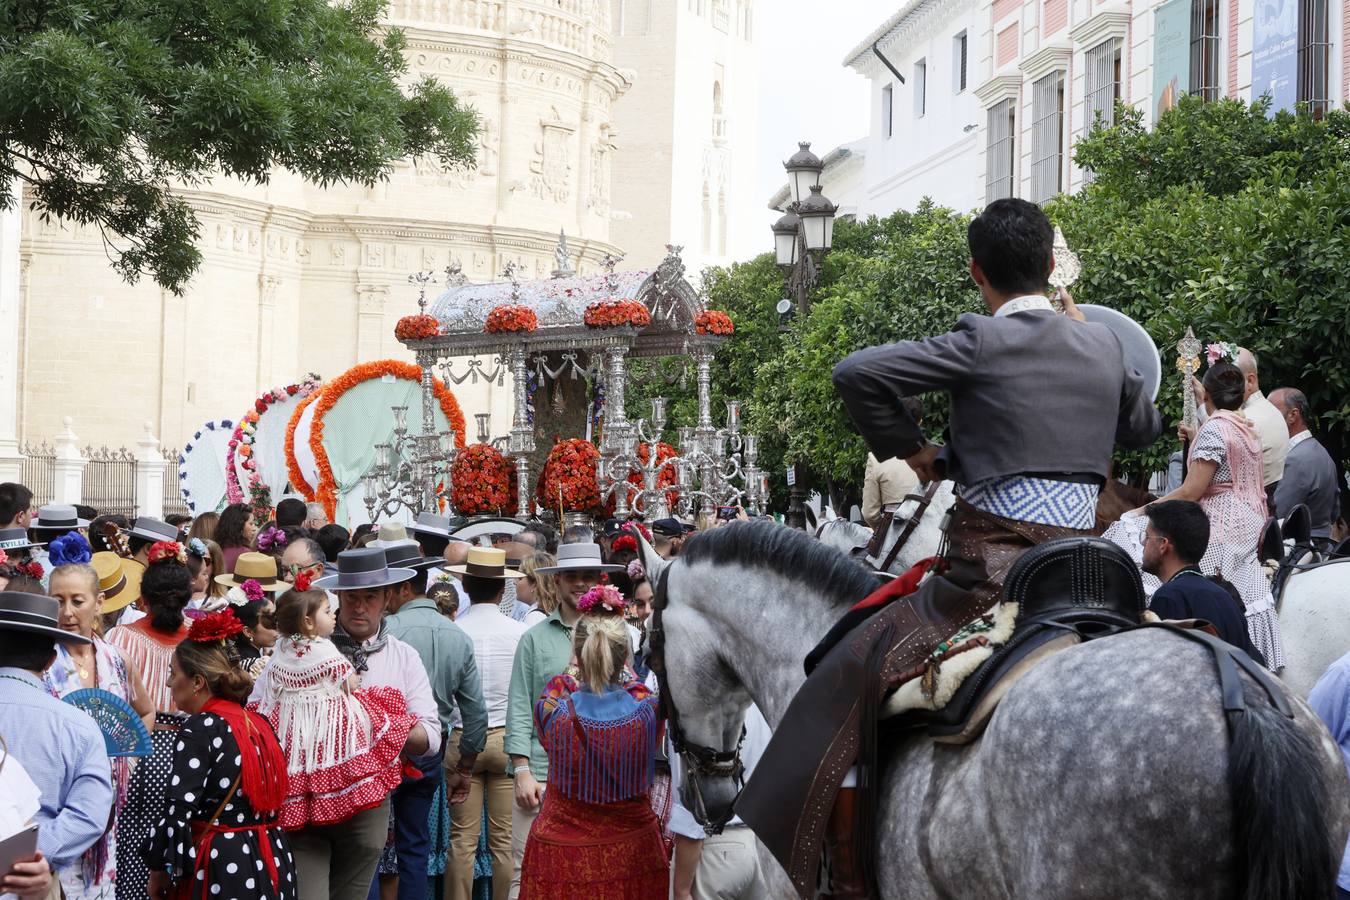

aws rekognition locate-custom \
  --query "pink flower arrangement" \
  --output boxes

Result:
[577,584,626,615]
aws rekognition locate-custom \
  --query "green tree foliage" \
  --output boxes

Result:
[0,0,478,292]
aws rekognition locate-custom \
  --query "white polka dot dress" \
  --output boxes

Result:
[141,712,297,899]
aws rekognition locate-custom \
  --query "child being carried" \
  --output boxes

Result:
[251,584,416,829]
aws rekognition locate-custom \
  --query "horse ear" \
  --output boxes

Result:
[636,529,670,583]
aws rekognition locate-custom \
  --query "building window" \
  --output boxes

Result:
[914,59,927,118]
[953,32,968,92]
[985,99,1016,203]
[1189,0,1220,101]
[1084,38,1122,132]
[1031,71,1065,203]
[1298,0,1330,116]
[882,84,894,139]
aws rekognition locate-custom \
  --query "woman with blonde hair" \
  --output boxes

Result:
[518,585,666,898]
[185,512,218,545]
[518,552,562,627]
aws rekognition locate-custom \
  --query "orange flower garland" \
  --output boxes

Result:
[537,438,602,513]
[309,360,467,520]
[450,444,517,516]
[395,315,441,341]
[484,305,539,334]
[584,299,651,329]
[694,310,735,336]
[284,387,324,502]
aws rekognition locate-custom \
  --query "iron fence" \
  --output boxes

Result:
[19,442,55,507]
[163,448,189,518]
[83,446,137,518]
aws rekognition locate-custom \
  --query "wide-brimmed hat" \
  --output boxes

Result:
[371,523,414,547]
[0,527,44,552]
[447,547,524,580]
[29,504,91,532]
[213,552,287,592]
[313,548,415,591]
[381,542,443,572]
[534,542,624,574]
[97,555,143,613]
[126,516,178,545]
[409,512,456,540]
[0,591,91,645]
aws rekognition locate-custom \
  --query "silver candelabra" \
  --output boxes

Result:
[360,404,458,523]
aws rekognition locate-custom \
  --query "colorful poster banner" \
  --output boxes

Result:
[1252,0,1298,114]
[1152,0,1192,120]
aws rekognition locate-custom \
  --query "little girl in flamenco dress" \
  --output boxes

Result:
[249,579,416,829]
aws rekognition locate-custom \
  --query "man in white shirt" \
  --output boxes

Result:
[861,397,924,529]
[442,548,527,900]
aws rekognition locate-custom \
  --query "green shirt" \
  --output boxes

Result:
[386,598,488,757]
[504,607,573,780]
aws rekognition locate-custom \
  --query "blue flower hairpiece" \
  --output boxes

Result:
[186,538,208,559]
[48,533,93,567]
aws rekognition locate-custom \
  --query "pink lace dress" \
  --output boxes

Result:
[1190,412,1285,670]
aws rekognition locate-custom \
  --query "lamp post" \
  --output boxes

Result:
[772,141,838,529]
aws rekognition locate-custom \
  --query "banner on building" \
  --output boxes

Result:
[1152,0,1191,119]
[1252,0,1298,114]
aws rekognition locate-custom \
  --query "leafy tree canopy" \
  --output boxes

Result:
[0,0,478,291]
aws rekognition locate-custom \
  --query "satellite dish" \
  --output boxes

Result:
[775,299,793,316]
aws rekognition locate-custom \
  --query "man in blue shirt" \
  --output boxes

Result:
[1309,651,1350,899]
[0,591,112,882]
[1142,500,1265,666]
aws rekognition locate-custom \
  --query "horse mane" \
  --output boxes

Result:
[679,519,878,608]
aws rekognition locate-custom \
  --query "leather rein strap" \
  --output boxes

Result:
[646,565,746,835]
[879,481,941,573]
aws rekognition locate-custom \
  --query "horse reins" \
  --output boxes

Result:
[646,565,746,835]
[878,481,941,572]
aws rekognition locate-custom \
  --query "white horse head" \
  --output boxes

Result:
[816,480,958,575]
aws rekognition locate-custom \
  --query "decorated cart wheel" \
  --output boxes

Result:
[284,388,325,502]
[225,375,323,509]
[308,360,467,524]
[448,517,528,544]
[178,420,236,515]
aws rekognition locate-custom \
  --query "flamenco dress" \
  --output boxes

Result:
[519,674,667,900]
[251,635,416,829]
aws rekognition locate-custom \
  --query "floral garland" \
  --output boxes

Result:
[179,419,234,514]
[584,299,651,329]
[284,388,324,502]
[485,305,539,334]
[310,360,467,521]
[694,310,735,336]
[450,443,518,516]
[395,314,441,342]
[537,438,602,513]
[226,374,322,506]
[577,583,626,615]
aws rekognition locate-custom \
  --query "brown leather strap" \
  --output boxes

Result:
[879,482,941,572]
[208,772,242,826]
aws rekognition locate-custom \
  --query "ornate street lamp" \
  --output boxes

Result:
[771,211,801,267]
[797,185,838,253]
[784,141,824,204]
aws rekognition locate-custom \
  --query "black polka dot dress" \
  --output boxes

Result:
[141,711,297,900]
[118,712,187,900]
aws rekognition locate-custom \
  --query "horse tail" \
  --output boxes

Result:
[1228,679,1338,900]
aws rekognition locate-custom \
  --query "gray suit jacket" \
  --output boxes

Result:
[1273,435,1340,537]
[832,309,1161,486]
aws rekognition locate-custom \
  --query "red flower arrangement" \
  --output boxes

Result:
[188,608,244,643]
[484,305,539,334]
[451,444,518,516]
[395,314,441,342]
[537,438,602,513]
[629,442,680,512]
[694,310,735,336]
[310,361,467,520]
[584,299,651,329]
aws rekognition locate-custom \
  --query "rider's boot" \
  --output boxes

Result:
[820,786,869,899]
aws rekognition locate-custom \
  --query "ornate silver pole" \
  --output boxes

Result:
[508,344,535,518]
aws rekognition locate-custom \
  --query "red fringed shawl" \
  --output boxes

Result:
[535,674,662,805]
[203,698,288,816]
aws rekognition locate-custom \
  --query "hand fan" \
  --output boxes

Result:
[61,688,153,757]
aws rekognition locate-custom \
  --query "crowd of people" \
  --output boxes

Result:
[0,486,761,900]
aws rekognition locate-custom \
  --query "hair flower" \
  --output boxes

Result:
[294,571,314,593]
[186,538,208,559]
[256,526,287,552]
[626,558,645,581]
[242,580,265,603]
[611,534,638,554]
[577,584,626,615]
[187,608,244,643]
[48,533,93,567]
[1205,341,1238,366]
[147,541,187,566]
[0,549,9,568]
[20,561,43,580]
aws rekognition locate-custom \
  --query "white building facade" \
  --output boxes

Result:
[845,0,1349,216]
[609,0,759,274]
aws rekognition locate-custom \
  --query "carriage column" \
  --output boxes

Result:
[508,344,535,518]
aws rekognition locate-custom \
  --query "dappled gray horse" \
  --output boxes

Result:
[643,520,1350,899]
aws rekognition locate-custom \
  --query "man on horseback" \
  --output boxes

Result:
[738,198,1162,898]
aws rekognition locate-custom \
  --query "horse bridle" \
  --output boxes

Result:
[645,565,746,835]
[877,481,942,572]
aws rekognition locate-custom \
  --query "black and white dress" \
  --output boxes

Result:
[141,711,296,899]
[117,712,187,900]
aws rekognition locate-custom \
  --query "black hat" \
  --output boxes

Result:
[381,542,442,572]
[600,518,625,539]
[0,591,92,645]
[313,548,416,591]
[651,518,684,538]
[0,527,44,552]
[126,516,179,544]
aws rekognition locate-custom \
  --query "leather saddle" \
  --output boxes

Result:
[906,537,1146,744]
